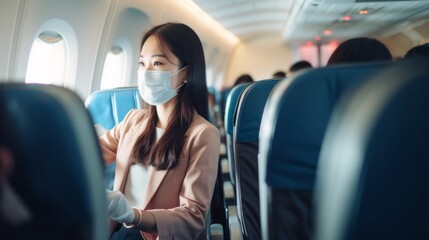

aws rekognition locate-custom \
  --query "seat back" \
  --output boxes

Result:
[316,59,429,240]
[233,79,279,239]
[0,84,108,240]
[220,87,232,123]
[85,87,143,130]
[224,83,251,185]
[259,62,391,240]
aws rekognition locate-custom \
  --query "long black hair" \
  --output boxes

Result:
[327,37,392,65]
[132,23,208,170]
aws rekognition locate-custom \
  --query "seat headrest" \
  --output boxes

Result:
[224,83,251,136]
[85,87,142,130]
[260,62,391,190]
[235,79,279,142]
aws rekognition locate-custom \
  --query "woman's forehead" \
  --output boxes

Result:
[141,36,178,63]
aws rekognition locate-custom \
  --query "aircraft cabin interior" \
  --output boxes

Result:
[1,0,429,239]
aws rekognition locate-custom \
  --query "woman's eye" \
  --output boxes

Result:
[153,61,162,66]
[138,61,144,66]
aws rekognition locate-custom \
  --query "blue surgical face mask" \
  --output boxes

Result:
[138,66,188,106]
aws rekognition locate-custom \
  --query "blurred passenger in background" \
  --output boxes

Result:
[404,42,429,60]
[233,73,254,87]
[288,60,313,76]
[327,37,392,65]
[272,71,286,78]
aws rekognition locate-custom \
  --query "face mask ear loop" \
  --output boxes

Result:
[172,65,189,92]
[172,65,189,76]
[174,80,187,93]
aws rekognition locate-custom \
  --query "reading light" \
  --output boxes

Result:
[359,9,369,15]
[323,29,332,36]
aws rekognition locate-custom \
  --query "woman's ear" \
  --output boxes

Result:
[179,66,189,83]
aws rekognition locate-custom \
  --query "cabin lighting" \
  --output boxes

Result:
[323,29,332,36]
[305,41,314,46]
[341,15,352,21]
[359,9,369,15]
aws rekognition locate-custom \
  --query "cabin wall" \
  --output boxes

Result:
[1,0,428,98]
[226,35,292,87]
[0,0,25,81]
[91,4,150,91]
[0,0,112,98]
[0,0,238,99]
[382,21,429,59]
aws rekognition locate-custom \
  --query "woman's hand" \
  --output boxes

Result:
[106,190,134,223]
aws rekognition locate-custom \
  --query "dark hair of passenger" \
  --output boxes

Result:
[404,43,429,59]
[273,71,286,78]
[233,74,254,86]
[133,22,208,170]
[327,37,392,65]
[289,60,313,73]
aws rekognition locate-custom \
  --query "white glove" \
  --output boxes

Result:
[106,190,134,223]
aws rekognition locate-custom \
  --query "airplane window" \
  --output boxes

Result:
[100,46,126,90]
[26,31,67,85]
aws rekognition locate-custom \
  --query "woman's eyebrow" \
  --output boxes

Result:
[140,54,168,59]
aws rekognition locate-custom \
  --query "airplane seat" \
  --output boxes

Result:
[85,86,143,131]
[258,62,391,240]
[316,59,429,240]
[85,87,143,190]
[220,87,233,125]
[0,84,108,240]
[224,83,251,186]
[233,79,279,240]
[221,83,250,240]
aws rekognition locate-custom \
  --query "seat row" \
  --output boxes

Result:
[220,58,429,240]
[1,58,427,239]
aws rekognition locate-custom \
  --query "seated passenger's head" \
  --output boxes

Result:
[327,37,392,65]
[233,74,254,87]
[288,60,313,76]
[272,71,286,78]
[404,43,429,60]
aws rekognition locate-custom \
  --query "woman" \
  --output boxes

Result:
[100,22,220,240]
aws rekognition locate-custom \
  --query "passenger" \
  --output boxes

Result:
[288,60,313,76]
[233,73,254,87]
[100,22,221,240]
[404,42,429,59]
[272,71,287,78]
[327,37,392,65]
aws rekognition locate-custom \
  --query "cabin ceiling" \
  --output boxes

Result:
[192,0,429,46]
